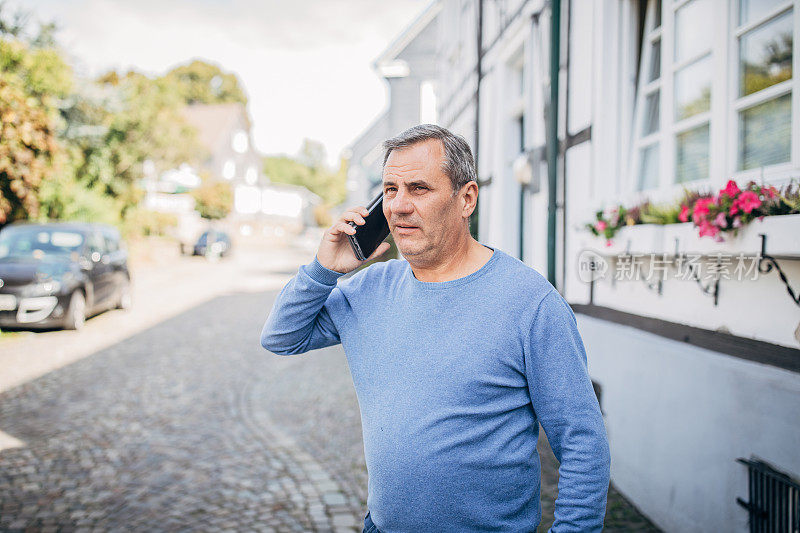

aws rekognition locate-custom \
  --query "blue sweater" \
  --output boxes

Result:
[260,246,610,532]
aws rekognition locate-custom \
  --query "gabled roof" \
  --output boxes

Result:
[373,0,441,69]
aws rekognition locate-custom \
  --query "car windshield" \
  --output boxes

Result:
[0,228,85,259]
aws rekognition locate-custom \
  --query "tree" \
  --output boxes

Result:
[161,59,247,107]
[82,71,205,214]
[0,76,59,223]
[191,180,233,220]
[0,14,70,224]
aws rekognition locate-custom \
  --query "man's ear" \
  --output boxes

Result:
[461,181,478,218]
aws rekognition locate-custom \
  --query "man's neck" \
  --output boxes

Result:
[409,236,494,283]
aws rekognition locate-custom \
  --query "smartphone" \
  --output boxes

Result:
[347,191,390,261]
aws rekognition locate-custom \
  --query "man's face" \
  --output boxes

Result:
[382,139,466,262]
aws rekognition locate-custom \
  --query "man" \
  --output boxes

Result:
[261,125,610,532]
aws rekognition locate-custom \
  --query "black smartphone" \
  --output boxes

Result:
[347,191,390,261]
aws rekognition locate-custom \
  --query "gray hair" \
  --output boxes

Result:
[382,124,477,195]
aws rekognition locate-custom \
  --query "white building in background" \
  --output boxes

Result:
[354,0,800,531]
[346,2,442,207]
[176,103,319,239]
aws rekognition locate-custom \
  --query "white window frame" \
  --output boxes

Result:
[727,0,799,186]
[626,0,799,201]
[631,0,664,194]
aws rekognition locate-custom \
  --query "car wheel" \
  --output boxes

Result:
[64,291,86,331]
[116,279,132,310]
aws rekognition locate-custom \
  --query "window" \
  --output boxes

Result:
[232,130,248,154]
[734,0,794,171]
[245,165,258,185]
[223,160,235,180]
[630,0,797,193]
[420,80,438,124]
[633,0,663,190]
[673,0,713,183]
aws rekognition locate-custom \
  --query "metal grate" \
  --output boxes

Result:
[737,457,800,533]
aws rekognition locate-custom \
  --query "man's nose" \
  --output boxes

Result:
[389,188,414,214]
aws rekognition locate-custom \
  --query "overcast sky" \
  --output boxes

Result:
[16,0,431,165]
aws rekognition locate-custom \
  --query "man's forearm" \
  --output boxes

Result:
[549,421,611,532]
[260,256,346,355]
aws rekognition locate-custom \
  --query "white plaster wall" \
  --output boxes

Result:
[564,140,592,303]
[578,314,800,533]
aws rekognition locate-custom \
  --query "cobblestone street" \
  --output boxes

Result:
[0,239,659,531]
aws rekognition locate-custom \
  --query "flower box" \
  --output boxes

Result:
[584,213,800,258]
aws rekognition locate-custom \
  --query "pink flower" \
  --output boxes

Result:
[605,239,613,247]
[732,216,742,228]
[679,205,690,223]
[729,203,739,215]
[714,212,728,229]
[720,180,740,198]
[693,197,714,220]
[596,220,607,232]
[698,220,719,238]
[763,186,778,199]
[736,190,761,214]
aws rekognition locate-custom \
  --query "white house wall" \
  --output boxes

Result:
[580,314,800,533]
[566,0,800,347]
[401,2,800,528]
[563,1,800,530]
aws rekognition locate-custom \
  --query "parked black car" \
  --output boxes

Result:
[0,222,131,331]
[192,229,232,258]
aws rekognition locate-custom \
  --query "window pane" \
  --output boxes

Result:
[739,93,792,170]
[648,38,662,82]
[675,56,712,120]
[740,0,786,25]
[653,0,662,30]
[637,144,660,190]
[675,123,710,183]
[642,91,660,136]
[675,0,713,63]
[739,11,793,97]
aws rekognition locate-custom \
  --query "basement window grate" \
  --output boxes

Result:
[736,457,800,532]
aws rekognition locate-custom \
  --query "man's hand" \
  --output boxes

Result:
[317,206,391,274]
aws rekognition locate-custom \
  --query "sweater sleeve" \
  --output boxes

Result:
[260,256,350,355]
[524,291,611,533]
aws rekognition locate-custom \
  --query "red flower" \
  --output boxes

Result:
[698,220,719,238]
[693,197,714,220]
[730,203,739,215]
[720,180,740,198]
[736,190,761,214]
[763,186,778,199]
[679,205,690,222]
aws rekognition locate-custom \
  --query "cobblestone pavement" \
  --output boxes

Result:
[0,239,660,532]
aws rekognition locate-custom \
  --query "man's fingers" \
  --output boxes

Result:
[329,221,352,236]
[328,206,368,237]
[342,210,366,225]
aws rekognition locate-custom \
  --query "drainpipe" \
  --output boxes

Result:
[475,0,483,168]
[546,0,560,287]
[471,0,484,241]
